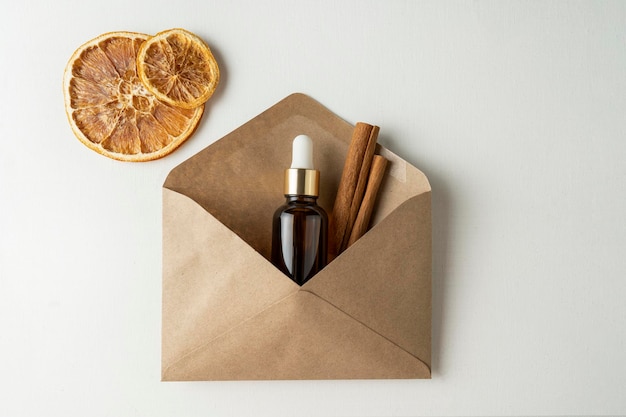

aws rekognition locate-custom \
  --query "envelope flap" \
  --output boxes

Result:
[162,188,298,370]
[162,290,430,380]
[304,192,432,369]
[162,93,430,263]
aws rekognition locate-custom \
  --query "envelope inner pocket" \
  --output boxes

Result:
[163,94,428,276]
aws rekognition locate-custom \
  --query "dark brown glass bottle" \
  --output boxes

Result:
[272,195,328,285]
[271,135,328,285]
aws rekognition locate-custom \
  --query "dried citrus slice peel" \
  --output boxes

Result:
[63,31,205,162]
[137,28,220,109]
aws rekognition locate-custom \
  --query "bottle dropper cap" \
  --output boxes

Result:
[290,134,315,170]
[284,135,320,196]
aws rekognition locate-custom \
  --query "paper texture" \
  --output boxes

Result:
[162,93,432,380]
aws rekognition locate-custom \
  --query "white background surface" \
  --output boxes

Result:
[1,1,625,416]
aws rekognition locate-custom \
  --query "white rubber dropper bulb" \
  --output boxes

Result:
[290,135,315,170]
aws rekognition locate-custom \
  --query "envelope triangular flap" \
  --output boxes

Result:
[162,188,299,371]
[303,192,432,370]
[162,291,430,380]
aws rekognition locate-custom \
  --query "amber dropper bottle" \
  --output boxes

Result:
[271,135,328,285]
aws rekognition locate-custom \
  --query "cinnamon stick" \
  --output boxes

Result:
[347,155,388,247]
[330,122,379,256]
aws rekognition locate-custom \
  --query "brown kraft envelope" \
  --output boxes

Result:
[162,93,432,380]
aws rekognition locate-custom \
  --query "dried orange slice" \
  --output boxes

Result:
[137,28,220,109]
[63,31,204,162]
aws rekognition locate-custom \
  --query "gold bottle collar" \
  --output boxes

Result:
[284,168,319,196]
